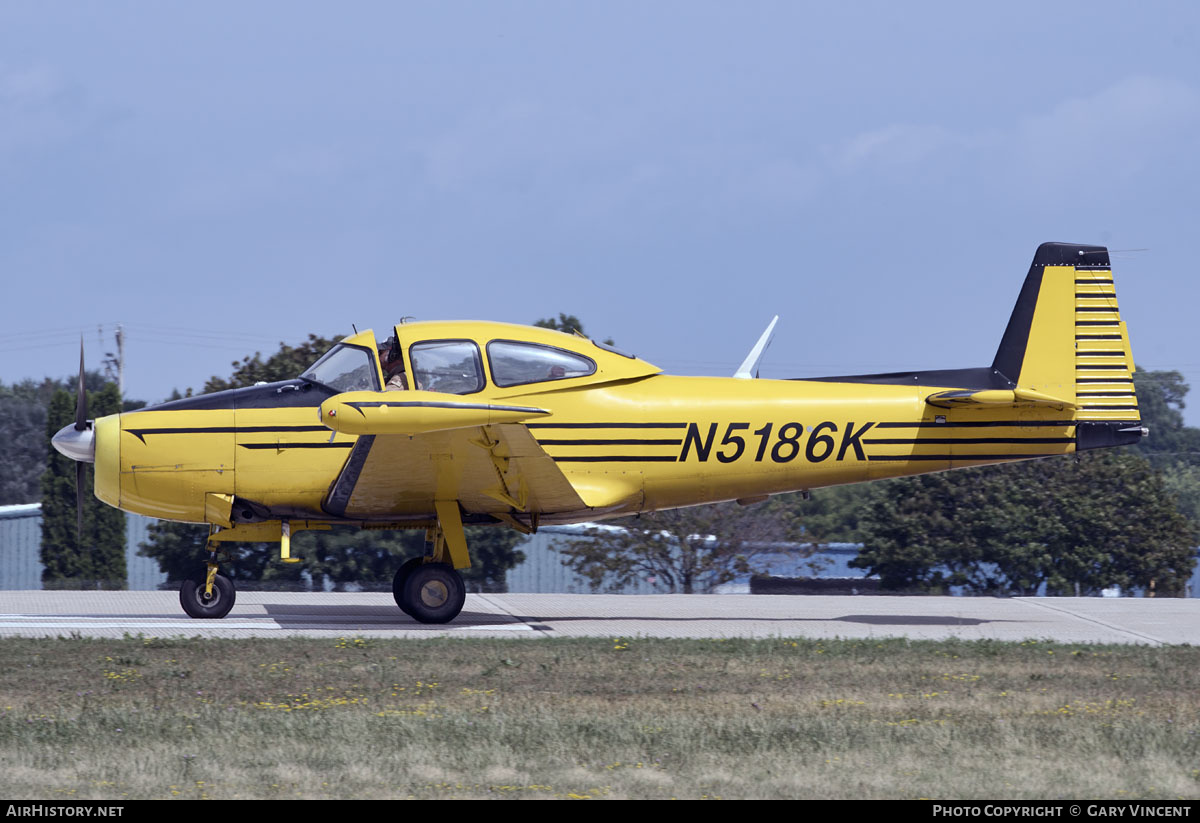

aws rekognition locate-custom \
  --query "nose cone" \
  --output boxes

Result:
[52,422,95,463]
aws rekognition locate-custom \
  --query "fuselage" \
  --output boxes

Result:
[88,320,1110,529]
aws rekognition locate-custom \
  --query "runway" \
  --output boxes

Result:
[0,590,1196,644]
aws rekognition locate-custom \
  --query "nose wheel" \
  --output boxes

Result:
[394,562,465,624]
[179,566,236,619]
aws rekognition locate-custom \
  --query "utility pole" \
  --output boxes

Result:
[116,324,124,397]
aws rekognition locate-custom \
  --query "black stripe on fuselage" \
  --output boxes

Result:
[872,420,1074,429]
[1075,335,1122,340]
[345,400,548,415]
[526,422,688,429]
[862,437,1074,445]
[552,455,678,463]
[126,425,331,443]
[537,438,684,446]
[794,366,1012,390]
[138,380,334,412]
[1077,377,1133,383]
[238,442,355,450]
[868,453,1059,462]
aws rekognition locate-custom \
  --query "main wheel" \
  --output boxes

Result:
[391,557,424,616]
[180,568,236,619]
[402,563,466,624]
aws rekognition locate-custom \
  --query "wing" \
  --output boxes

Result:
[322,423,589,521]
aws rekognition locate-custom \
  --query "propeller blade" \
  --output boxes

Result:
[76,460,85,547]
[74,338,88,432]
[74,338,88,547]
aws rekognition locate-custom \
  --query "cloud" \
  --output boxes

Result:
[0,66,82,157]
[823,75,1200,190]
[1010,75,1200,184]
[832,123,971,173]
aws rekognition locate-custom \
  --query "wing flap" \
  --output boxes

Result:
[323,423,587,519]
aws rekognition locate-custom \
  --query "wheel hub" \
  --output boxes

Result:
[420,580,449,608]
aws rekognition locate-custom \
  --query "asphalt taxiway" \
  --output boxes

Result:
[0,591,1196,644]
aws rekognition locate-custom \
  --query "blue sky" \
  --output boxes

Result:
[1,2,1197,424]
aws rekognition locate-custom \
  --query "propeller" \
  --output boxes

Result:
[74,338,88,544]
[50,338,96,547]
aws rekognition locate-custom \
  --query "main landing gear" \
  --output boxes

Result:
[392,561,466,624]
[390,501,473,623]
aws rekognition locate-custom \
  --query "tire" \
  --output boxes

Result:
[391,557,425,616]
[179,569,236,619]
[402,563,466,624]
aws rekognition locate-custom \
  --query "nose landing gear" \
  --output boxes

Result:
[179,563,236,619]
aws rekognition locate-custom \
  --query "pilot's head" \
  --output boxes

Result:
[380,338,405,376]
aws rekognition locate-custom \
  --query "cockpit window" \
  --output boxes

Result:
[300,344,380,392]
[410,340,484,394]
[487,340,597,388]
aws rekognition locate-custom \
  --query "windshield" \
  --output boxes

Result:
[300,344,380,392]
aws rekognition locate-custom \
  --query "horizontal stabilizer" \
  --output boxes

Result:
[926,387,1076,410]
[320,391,550,436]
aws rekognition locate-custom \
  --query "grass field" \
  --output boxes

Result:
[1,635,1197,800]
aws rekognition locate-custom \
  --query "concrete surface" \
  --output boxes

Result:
[0,590,1196,644]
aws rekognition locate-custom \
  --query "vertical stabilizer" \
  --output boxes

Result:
[992,242,1142,449]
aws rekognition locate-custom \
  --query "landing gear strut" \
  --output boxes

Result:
[179,525,237,619]
[392,501,471,623]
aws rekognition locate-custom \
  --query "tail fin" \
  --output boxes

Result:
[992,241,1144,448]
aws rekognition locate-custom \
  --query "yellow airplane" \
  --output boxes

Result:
[51,242,1144,623]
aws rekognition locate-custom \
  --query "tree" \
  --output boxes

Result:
[534,314,587,336]
[138,520,274,584]
[779,484,877,546]
[1132,368,1200,526]
[0,372,130,506]
[852,452,1197,596]
[534,313,616,346]
[0,377,64,505]
[39,382,127,589]
[460,526,526,592]
[203,334,343,393]
[557,501,805,594]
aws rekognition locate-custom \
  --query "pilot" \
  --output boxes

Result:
[379,339,408,391]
